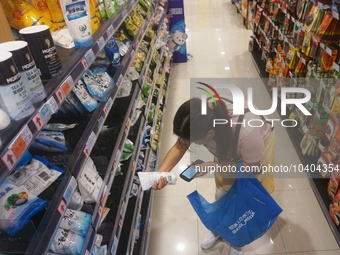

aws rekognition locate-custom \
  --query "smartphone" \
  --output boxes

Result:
[180,159,204,182]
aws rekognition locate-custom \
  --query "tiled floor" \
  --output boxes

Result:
[147,0,340,254]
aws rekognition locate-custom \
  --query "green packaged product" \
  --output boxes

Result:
[142,82,152,98]
[130,10,143,27]
[124,16,140,38]
[135,3,147,17]
[139,0,153,10]
[114,0,125,10]
[103,0,115,18]
[151,50,160,67]
[115,164,123,176]
[124,139,134,152]
[139,40,150,54]
[148,104,156,123]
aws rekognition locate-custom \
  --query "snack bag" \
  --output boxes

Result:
[328,173,340,199]
[46,0,66,29]
[0,179,46,236]
[78,157,103,203]
[89,0,101,33]
[59,209,92,236]
[25,0,52,22]
[3,0,57,31]
[103,0,115,18]
[72,80,99,112]
[50,228,85,255]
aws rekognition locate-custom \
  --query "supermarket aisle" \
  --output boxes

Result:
[148,0,340,255]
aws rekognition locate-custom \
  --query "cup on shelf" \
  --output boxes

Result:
[0,52,35,120]
[19,25,62,80]
[0,41,47,105]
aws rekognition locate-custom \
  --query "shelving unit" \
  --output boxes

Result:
[249,0,340,246]
[0,0,172,254]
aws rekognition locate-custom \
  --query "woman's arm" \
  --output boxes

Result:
[152,138,190,190]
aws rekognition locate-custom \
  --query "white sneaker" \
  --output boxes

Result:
[229,246,243,255]
[200,231,221,250]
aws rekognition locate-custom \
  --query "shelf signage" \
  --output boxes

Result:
[97,37,106,51]
[63,177,77,204]
[85,50,96,67]
[107,25,114,38]
[32,112,45,131]
[57,199,67,215]
[2,150,17,171]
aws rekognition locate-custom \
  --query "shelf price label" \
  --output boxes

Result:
[101,185,108,206]
[32,112,45,132]
[1,150,17,171]
[84,131,97,157]
[1,125,33,171]
[332,5,340,20]
[57,199,67,215]
[107,25,114,38]
[125,118,131,134]
[98,116,105,131]
[97,36,106,51]
[326,47,333,56]
[104,97,113,116]
[114,149,121,165]
[81,57,89,70]
[48,96,59,113]
[116,74,124,87]
[85,49,96,67]
[132,161,136,173]
[55,76,74,105]
[63,176,77,204]
[11,125,33,160]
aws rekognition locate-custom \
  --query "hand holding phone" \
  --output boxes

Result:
[180,159,204,182]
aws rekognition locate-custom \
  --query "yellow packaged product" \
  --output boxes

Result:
[25,0,52,22]
[46,0,65,29]
[89,0,101,33]
[3,0,57,31]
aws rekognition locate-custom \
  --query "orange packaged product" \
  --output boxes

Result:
[46,0,65,29]
[3,0,57,31]
[331,84,340,116]
[328,172,340,199]
[330,188,340,225]
[25,0,52,22]
[320,48,338,72]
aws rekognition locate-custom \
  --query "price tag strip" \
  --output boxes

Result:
[1,125,33,171]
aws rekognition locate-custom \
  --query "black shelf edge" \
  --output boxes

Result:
[108,113,147,255]
[126,187,144,254]
[0,0,140,182]
[92,84,142,232]
[25,171,77,255]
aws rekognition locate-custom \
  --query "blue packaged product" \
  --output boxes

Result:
[72,80,99,112]
[66,92,87,115]
[104,37,120,74]
[92,69,114,97]
[0,179,46,236]
[59,209,92,236]
[16,151,33,168]
[92,245,107,255]
[50,228,85,255]
[32,131,69,152]
[82,70,106,101]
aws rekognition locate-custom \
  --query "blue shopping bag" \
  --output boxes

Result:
[187,162,283,247]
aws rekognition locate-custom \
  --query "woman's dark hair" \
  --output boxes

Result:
[173,98,233,162]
